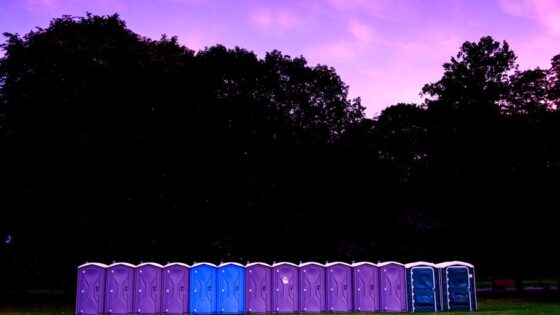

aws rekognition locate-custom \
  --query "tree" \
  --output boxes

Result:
[422,36,517,113]
[503,68,552,115]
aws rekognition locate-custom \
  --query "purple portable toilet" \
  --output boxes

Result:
[352,262,379,312]
[325,262,352,313]
[76,263,107,315]
[245,262,272,313]
[299,262,326,313]
[378,262,407,312]
[162,263,190,315]
[134,263,163,314]
[272,262,299,313]
[105,262,135,314]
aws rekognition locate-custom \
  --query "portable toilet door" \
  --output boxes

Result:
[325,262,352,313]
[190,262,218,314]
[217,262,246,314]
[245,262,272,314]
[134,263,163,314]
[378,262,407,312]
[162,263,189,315]
[299,262,326,313]
[437,261,476,311]
[105,262,135,315]
[76,263,107,315]
[272,262,299,313]
[352,262,379,312]
[405,262,441,312]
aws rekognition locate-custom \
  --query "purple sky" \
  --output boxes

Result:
[1,0,559,117]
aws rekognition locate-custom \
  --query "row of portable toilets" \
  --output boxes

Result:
[76,261,476,314]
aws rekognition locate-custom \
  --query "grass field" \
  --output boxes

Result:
[1,295,559,314]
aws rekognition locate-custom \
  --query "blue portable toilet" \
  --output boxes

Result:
[105,262,135,315]
[405,262,441,312]
[217,262,246,314]
[162,263,190,315]
[437,261,477,312]
[190,262,218,314]
[76,262,107,315]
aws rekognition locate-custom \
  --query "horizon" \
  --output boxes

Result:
[1,0,559,117]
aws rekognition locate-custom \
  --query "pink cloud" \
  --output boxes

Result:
[499,0,560,36]
[250,7,300,34]
[328,0,413,21]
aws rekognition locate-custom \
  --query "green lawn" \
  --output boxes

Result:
[1,297,560,314]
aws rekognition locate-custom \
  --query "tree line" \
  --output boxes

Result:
[0,14,559,295]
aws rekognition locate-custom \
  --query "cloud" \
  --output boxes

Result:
[499,0,560,36]
[328,0,413,21]
[250,7,301,34]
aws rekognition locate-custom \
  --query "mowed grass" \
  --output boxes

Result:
[1,296,560,314]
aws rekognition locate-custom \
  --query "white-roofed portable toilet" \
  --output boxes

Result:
[405,262,441,312]
[298,262,326,313]
[325,262,352,313]
[437,261,477,312]
[217,262,246,314]
[162,262,190,315]
[352,262,379,312]
[76,262,107,315]
[134,262,163,314]
[105,262,136,314]
[271,262,299,313]
[190,262,218,314]
[378,261,407,312]
[245,262,272,313]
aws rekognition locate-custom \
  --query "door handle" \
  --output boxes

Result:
[370,284,375,290]
[180,286,184,292]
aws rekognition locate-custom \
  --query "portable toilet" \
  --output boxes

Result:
[271,262,299,313]
[245,262,272,313]
[162,263,190,315]
[76,262,107,315]
[190,262,218,314]
[352,262,379,313]
[134,262,163,314]
[325,262,352,313]
[405,262,441,312]
[299,262,326,313]
[437,261,477,312]
[217,262,246,314]
[378,261,407,312]
[105,262,135,314]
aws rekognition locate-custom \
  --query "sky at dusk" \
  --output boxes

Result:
[1,0,559,117]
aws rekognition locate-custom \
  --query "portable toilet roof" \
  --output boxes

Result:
[378,261,405,267]
[351,261,378,267]
[436,261,474,268]
[325,261,352,267]
[299,261,324,267]
[191,262,218,268]
[246,262,272,267]
[405,261,438,268]
[164,262,190,268]
[137,262,164,268]
[108,262,136,268]
[78,262,108,269]
[272,262,298,267]
[218,262,245,267]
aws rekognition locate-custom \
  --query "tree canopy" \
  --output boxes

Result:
[1,14,559,297]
